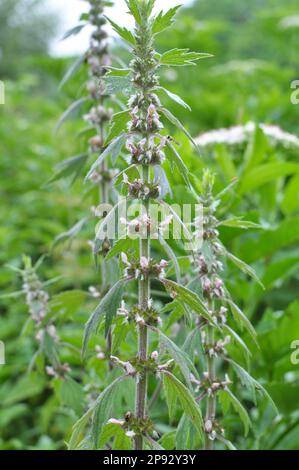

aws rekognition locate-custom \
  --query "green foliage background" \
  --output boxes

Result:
[0,0,299,450]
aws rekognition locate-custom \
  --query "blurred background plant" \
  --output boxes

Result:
[1,0,299,450]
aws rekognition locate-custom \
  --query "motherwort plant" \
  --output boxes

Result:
[54,0,115,263]
[20,256,71,380]
[75,0,212,450]
[189,170,277,449]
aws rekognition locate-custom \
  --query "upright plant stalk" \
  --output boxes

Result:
[57,1,117,363]
[191,170,276,449]
[205,314,216,449]
[56,0,115,262]
[20,256,70,379]
[83,0,115,359]
[84,0,114,261]
[80,0,211,451]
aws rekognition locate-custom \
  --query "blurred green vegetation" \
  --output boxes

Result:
[0,0,59,78]
[1,0,299,450]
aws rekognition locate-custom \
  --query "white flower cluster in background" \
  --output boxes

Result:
[195,121,299,149]
[279,15,299,30]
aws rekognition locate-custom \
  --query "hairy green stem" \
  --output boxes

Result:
[134,165,150,450]
[205,323,216,450]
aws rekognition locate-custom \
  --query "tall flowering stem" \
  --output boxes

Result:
[129,4,161,450]
[81,0,211,451]
[56,0,115,262]
[195,173,226,448]
[21,256,70,379]
[191,170,276,449]
[84,0,114,259]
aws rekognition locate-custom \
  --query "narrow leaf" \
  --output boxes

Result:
[68,406,94,450]
[150,326,197,387]
[92,375,129,448]
[226,251,264,288]
[62,24,86,40]
[55,97,88,133]
[226,358,278,413]
[162,279,216,325]
[219,217,262,229]
[82,279,128,356]
[160,107,197,147]
[219,388,251,436]
[226,298,257,345]
[157,86,191,111]
[158,235,180,283]
[154,165,172,198]
[86,134,126,180]
[53,217,89,247]
[166,141,191,187]
[47,153,89,185]
[59,54,85,89]
[162,371,204,444]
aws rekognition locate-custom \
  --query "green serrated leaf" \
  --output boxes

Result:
[105,237,138,262]
[163,373,177,421]
[183,327,205,367]
[159,48,212,67]
[105,16,135,45]
[125,0,142,24]
[152,6,181,35]
[104,75,134,95]
[223,324,251,360]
